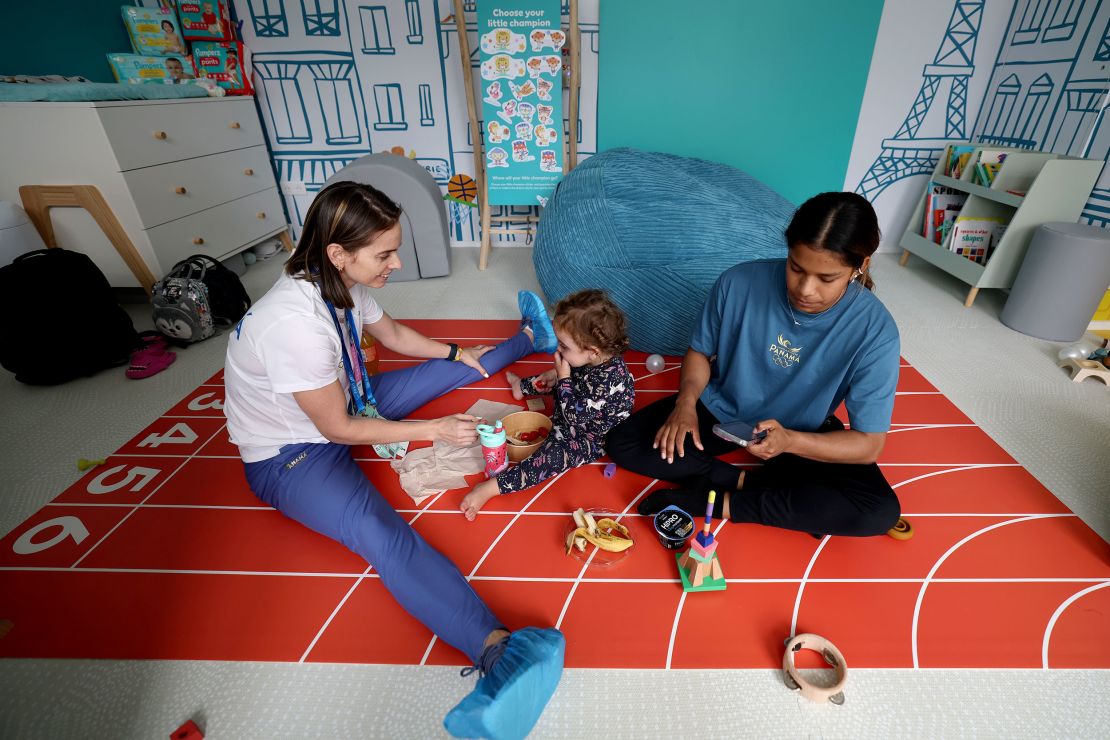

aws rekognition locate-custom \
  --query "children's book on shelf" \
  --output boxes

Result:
[944,144,977,179]
[922,181,968,245]
[949,215,1009,265]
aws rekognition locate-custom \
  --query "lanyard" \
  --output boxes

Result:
[324,299,377,413]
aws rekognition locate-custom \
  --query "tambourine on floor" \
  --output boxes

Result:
[783,633,848,705]
[0,319,1107,671]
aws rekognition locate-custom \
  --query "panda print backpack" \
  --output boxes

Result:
[152,254,251,343]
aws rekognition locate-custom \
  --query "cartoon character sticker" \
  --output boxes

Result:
[480,29,526,54]
[484,81,503,106]
[536,195,549,207]
[497,99,518,123]
[487,120,510,144]
[529,28,566,52]
[516,102,535,123]
[526,57,546,79]
[487,147,509,167]
[537,104,553,125]
[514,121,533,141]
[511,140,534,162]
[536,78,553,101]
[534,125,558,146]
[540,150,561,173]
[544,56,562,75]
[509,80,535,100]
[481,54,525,80]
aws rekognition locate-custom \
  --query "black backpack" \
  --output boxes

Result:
[153,254,251,343]
[0,249,142,384]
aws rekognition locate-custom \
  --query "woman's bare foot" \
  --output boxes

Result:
[506,371,524,400]
[461,479,500,521]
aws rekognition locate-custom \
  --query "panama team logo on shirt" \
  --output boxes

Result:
[769,334,803,368]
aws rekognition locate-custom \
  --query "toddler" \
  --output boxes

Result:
[460,289,635,519]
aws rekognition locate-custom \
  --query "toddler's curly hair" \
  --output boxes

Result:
[553,289,629,358]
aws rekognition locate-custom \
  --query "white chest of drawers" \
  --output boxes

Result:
[0,96,290,288]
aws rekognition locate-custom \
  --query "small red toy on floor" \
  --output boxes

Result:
[170,719,203,740]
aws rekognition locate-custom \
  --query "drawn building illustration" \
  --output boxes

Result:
[855,0,1110,226]
[232,0,599,242]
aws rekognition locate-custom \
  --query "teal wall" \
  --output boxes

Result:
[0,1,135,82]
[598,0,884,205]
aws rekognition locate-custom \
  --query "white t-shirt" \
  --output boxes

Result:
[224,271,384,462]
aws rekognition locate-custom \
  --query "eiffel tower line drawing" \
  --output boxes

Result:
[855,1,985,200]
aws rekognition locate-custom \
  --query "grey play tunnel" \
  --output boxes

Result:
[324,154,451,282]
[1001,222,1110,341]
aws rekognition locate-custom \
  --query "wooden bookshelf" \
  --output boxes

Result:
[899,143,1102,307]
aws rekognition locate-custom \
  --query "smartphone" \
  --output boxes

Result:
[712,420,768,447]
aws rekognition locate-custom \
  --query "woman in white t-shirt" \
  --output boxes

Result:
[224,181,564,739]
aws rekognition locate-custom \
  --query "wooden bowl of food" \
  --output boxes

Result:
[501,410,553,462]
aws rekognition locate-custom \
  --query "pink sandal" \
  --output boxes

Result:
[126,345,176,379]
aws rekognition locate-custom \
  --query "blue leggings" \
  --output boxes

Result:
[243,330,534,661]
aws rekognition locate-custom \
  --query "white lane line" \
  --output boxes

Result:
[790,536,832,638]
[301,492,443,663]
[910,513,1073,668]
[1041,581,1110,669]
[418,471,569,666]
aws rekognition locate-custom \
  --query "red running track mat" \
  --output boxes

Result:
[1,319,1108,669]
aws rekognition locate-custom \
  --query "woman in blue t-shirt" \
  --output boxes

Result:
[608,192,902,537]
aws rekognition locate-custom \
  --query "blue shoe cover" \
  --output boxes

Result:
[444,627,565,740]
[517,291,557,354]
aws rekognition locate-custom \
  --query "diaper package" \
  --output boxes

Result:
[107,53,196,85]
[121,5,189,57]
[177,1,233,41]
[192,41,253,95]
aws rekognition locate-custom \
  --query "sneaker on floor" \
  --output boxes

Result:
[517,290,557,354]
[444,627,565,740]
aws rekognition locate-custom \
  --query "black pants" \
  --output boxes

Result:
[606,394,900,537]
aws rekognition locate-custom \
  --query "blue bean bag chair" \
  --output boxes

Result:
[533,148,795,355]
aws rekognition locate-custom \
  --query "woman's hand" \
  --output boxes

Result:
[747,419,792,460]
[458,345,492,378]
[531,368,558,392]
[553,351,571,380]
[434,414,481,446]
[653,402,703,463]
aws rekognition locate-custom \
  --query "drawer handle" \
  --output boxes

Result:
[174,186,187,195]
[229,121,241,129]
[153,131,168,140]
[257,212,267,220]
[193,237,205,245]
[243,168,254,176]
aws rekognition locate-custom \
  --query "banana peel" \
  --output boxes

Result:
[565,508,634,554]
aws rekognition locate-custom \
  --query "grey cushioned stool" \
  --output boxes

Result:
[1000,222,1110,341]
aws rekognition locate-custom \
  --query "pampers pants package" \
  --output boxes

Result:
[193,41,253,95]
[121,5,189,56]
[107,53,196,85]
[177,0,232,41]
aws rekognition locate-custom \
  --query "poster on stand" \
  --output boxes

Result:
[477,0,565,206]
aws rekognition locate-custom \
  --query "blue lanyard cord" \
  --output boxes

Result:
[324,300,378,411]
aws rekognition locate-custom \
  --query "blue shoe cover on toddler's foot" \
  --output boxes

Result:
[517,291,557,354]
[444,627,565,740]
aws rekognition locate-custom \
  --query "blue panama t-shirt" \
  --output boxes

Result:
[689,259,900,433]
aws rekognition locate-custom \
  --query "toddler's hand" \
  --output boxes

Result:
[553,351,571,380]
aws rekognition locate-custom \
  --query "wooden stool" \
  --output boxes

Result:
[18,185,158,297]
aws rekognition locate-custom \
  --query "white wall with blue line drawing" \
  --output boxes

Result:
[844,0,1110,249]
[232,0,599,244]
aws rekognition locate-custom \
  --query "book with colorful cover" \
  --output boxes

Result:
[944,144,976,178]
[949,215,1009,265]
[922,181,967,242]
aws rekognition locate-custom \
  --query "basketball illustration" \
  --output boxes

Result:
[448,173,477,203]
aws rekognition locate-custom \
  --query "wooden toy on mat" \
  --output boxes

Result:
[887,516,914,540]
[676,490,726,592]
[1059,356,1110,386]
